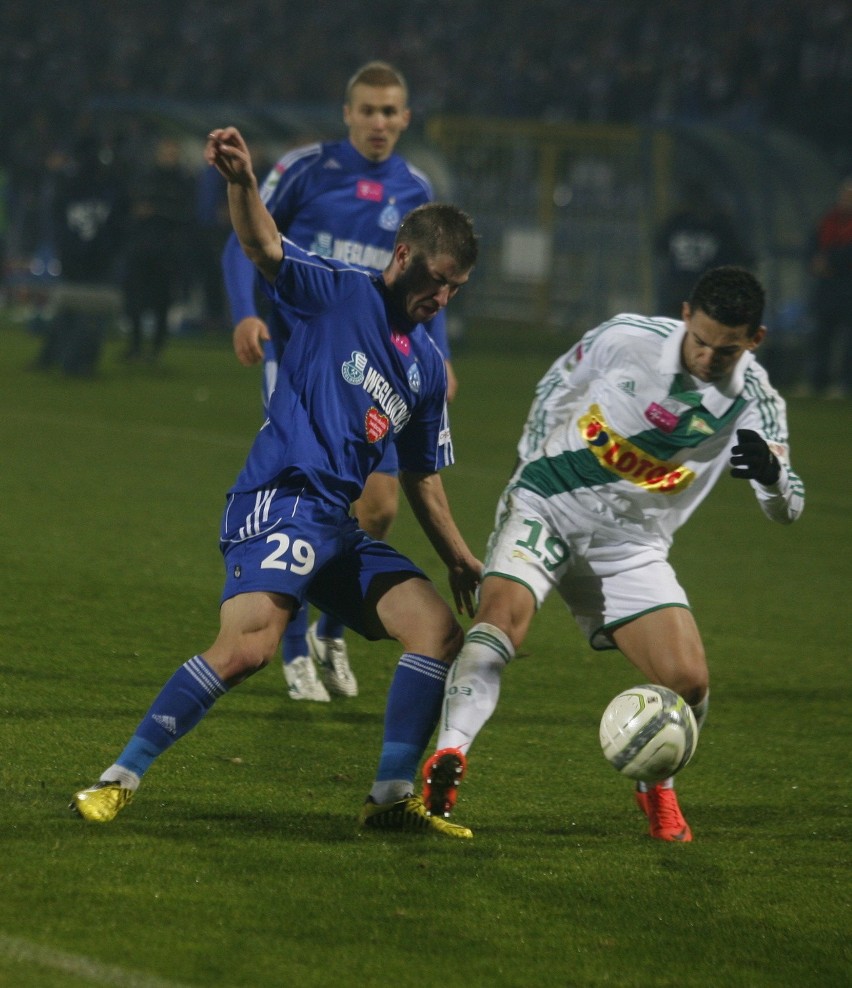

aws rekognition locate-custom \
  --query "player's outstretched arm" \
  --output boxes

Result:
[205,127,282,283]
[728,427,804,524]
[399,470,482,616]
[729,428,780,485]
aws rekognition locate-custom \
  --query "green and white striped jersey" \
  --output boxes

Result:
[512,314,804,548]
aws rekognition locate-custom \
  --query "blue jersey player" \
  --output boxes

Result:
[70,125,481,839]
[223,61,457,703]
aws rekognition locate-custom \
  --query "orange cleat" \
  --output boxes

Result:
[422,747,467,818]
[641,782,692,842]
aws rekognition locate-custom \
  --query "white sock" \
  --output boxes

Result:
[100,764,141,791]
[637,777,674,792]
[436,622,515,754]
[369,780,412,804]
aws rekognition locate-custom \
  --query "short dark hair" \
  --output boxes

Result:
[395,203,479,271]
[345,61,408,105]
[688,265,765,335]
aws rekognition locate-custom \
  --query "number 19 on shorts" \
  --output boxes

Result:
[514,519,568,572]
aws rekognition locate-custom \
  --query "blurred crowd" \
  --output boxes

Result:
[2,0,850,158]
[1,1,850,380]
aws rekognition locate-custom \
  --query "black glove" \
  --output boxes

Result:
[730,428,781,485]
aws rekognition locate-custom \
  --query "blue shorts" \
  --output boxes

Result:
[219,486,424,639]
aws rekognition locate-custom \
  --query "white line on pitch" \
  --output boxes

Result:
[0,933,195,988]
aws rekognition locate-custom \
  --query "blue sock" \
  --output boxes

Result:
[374,654,449,791]
[316,612,345,639]
[283,606,309,664]
[114,656,227,778]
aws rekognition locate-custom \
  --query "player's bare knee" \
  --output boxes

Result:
[398,610,463,664]
[669,668,708,708]
[680,682,708,708]
[357,500,398,540]
[440,619,466,663]
[206,631,279,682]
[363,511,396,541]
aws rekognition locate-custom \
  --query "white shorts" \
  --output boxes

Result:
[483,488,690,649]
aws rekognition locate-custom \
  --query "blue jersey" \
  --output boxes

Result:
[230,239,453,511]
[222,138,450,359]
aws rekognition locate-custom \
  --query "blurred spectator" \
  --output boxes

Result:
[806,175,852,398]
[33,131,127,375]
[654,181,755,318]
[2,0,852,354]
[192,161,230,334]
[122,136,195,362]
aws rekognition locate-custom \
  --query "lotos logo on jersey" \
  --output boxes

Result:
[365,407,389,443]
[342,351,368,385]
[579,403,695,493]
[357,180,384,202]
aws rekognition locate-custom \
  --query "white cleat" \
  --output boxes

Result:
[283,655,331,702]
[308,622,358,697]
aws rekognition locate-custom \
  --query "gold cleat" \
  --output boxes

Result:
[359,794,473,839]
[70,781,134,823]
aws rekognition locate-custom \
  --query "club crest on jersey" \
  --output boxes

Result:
[391,331,411,356]
[365,407,389,443]
[379,202,401,231]
[687,415,715,436]
[357,180,384,202]
[310,232,334,257]
[342,350,368,385]
[407,362,421,393]
[580,403,696,493]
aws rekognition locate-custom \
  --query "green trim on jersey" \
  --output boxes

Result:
[518,392,747,498]
[742,369,783,438]
[590,602,692,651]
[523,366,568,457]
[519,447,615,497]
[667,373,704,407]
[588,314,674,348]
[632,393,748,457]
[480,571,541,612]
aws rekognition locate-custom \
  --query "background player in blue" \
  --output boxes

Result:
[71,125,482,839]
[223,61,457,703]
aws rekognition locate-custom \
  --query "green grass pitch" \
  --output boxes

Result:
[0,323,849,987]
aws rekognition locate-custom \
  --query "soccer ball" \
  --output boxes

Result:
[599,684,698,783]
